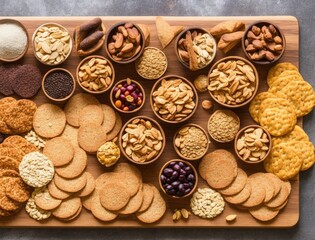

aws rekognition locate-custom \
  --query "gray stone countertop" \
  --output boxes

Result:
[0,0,314,239]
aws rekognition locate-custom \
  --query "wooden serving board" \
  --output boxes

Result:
[0,16,299,228]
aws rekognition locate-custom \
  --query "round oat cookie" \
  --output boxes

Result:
[47,180,72,200]
[219,168,247,196]
[61,124,79,148]
[95,172,124,190]
[101,104,116,133]
[0,97,16,134]
[0,178,21,211]
[241,174,266,208]
[267,62,298,87]
[249,205,279,222]
[55,147,87,179]
[136,186,166,223]
[119,187,144,215]
[0,169,19,178]
[19,152,54,188]
[82,188,97,211]
[272,199,288,211]
[76,172,95,197]
[52,197,81,219]
[54,172,87,193]
[203,150,238,189]
[251,173,275,203]
[43,137,74,167]
[224,179,251,205]
[34,187,62,211]
[265,181,291,208]
[138,184,155,213]
[264,173,282,198]
[199,149,236,181]
[264,143,302,180]
[260,107,296,137]
[78,124,107,153]
[5,99,36,134]
[3,135,37,155]
[0,146,25,163]
[100,182,131,211]
[33,103,66,138]
[106,112,122,141]
[113,163,143,196]
[0,156,19,171]
[62,205,82,221]
[79,104,104,126]
[5,177,31,203]
[64,93,100,127]
[90,189,118,222]
[249,92,276,123]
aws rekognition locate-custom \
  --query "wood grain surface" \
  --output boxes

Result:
[0,16,299,227]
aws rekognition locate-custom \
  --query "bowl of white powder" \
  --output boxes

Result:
[0,19,29,62]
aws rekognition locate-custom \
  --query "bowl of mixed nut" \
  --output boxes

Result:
[119,116,165,165]
[234,125,272,164]
[110,78,145,113]
[208,56,259,108]
[175,27,216,71]
[150,75,198,123]
[242,21,285,64]
[105,22,145,64]
[173,124,209,161]
[159,159,198,198]
[76,55,115,94]
[32,23,72,66]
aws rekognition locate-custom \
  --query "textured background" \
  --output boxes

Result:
[0,0,314,239]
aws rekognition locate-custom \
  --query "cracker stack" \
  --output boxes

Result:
[199,149,291,222]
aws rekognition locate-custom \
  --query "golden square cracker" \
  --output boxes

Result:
[264,143,302,180]
[249,92,276,123]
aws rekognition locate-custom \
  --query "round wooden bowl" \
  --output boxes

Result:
[32,22,72,66]
[42,68,76,102]
[135,46,168,80]
[173,123,210,161]
[150,75,199,124]
[242,21,286,65]
[208,56,259,108]
[234,125,272,164]
[76,55,115,94]
[110,78,145,114]
[0,19,29,62]
[119,116,166,165]
[105,22,145,64]
[159,159,198,199]
[175,27,216,71]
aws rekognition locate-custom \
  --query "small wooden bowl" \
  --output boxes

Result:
[110,78,145,114]
[119,116,166,165]
[135,47,168,80]
[234,125,272,164]
[42,68,76,102]
[0,19,29,62]
[105,22,145,64]
[76,55,115,94]
[208,56,259,108]
[173,123,210,161]
[150,75,198,124]
[159,159,198,198]
[32,22,72,66]
[242,21,286,65]
[175,27,216,71]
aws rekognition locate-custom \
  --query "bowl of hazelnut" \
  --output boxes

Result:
[242,21,286,64]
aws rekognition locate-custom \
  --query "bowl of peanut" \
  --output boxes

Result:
[175,27,216,71]
[119,116,165,165]
[208,56,259,108]
[234,125,272,164]
[242,21,286,64]
[76,55,115,94]
[105,22,145,64]
[150,75,198,124]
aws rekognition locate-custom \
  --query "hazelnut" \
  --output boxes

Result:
[268,25,277,35]
[251,25,261,35]
[202,100,213,110]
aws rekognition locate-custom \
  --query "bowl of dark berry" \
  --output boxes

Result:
[42,68,75,102]
[159,159,198,198]
[110,78,145,113]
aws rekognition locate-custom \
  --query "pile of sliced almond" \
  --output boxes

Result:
[236,127,270,162]
[34,25,71,65]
